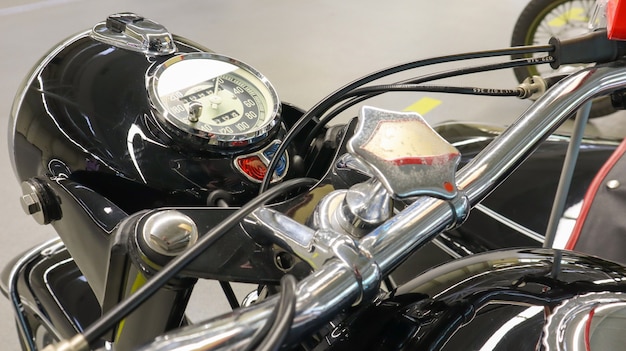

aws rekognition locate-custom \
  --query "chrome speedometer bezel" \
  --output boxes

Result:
[147,52,281,149]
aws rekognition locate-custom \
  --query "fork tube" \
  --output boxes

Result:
[111,263,196,351]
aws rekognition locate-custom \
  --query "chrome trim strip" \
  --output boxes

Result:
[8,238,63,351]
[474,204,544,243]
[43,258,82,332]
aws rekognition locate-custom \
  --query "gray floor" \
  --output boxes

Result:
[0,0,615,349]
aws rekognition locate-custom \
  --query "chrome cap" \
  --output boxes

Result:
[142,210,199,256]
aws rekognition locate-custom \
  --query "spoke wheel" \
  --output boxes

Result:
[511,0,615,118]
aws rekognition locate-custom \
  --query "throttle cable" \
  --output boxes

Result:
[244,275,297,351]
[259,45,553,193]
[302,55,554,146]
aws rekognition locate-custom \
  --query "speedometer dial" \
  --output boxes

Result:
[147,52,281,148]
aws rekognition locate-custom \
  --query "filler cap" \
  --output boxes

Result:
[91,12,176,55]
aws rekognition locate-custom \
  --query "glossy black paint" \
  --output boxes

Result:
[9,33,309,210]
[27,249,100,338]
[316,248,626,350]
[437,123,616,244]
[6,21,624,351]
[43,175,127,303]
[0,244,104,348]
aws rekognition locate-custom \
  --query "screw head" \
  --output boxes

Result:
[607,179,621,190]
[20,193,41,215]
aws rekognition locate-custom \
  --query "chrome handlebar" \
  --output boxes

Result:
[136,64,626,351]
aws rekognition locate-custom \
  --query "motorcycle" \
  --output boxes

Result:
[4,4,626,350]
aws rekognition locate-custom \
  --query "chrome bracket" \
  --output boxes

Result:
[446,193,470,229]
[244,207,380,304]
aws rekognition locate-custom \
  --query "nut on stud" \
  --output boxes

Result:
[20,192,41,216]
[20,179,60,225]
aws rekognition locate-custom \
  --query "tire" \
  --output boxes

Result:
[511,0,615,118]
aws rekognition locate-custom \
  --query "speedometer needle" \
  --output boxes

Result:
[210,77,222,109]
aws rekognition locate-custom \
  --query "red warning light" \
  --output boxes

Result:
[237,156,267,181]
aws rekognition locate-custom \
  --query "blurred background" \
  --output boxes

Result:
[0,0,609,349]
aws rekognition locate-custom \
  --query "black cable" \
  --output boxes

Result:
[259,45,553,193]
[384,277,395,291]
[80,177,318,346]
[301,55,554,151]
[219,280,240,310]
[254,275,297,351]
[242,289,281,351]
[406,55,554,86]
[343,84,522,98]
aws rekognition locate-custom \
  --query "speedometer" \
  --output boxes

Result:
[147,52,281,148]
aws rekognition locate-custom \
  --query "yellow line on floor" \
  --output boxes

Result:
[403,97,442,115]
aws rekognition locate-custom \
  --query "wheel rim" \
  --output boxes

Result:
[523,0,596,77]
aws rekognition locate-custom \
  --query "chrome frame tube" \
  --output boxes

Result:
[136,64,626,351]
[8,238,63,351]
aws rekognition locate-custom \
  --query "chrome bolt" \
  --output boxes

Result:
[607,179,620,190]
[142,210,198,256]
[188,101,203,123]
[20,193,41,215]
[242,290,259,307]
[20,180,50,225]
